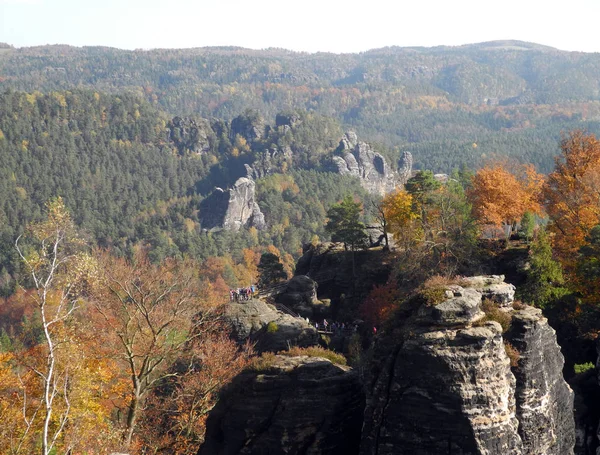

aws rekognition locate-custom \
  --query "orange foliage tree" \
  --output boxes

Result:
[543,131,600,268]
[468,162,543,234]
[360,280,401,327]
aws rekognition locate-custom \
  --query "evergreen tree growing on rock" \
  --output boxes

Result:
[325,196,367,251]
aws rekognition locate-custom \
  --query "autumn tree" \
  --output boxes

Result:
[468,161,543,236]
[91,249,223,449]
[360,279,401,327]
[138,332,252,454]
[14,197,99,455]
[543,131,600,268]
[379,188,420,251]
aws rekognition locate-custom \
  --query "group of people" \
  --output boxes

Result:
[312,319,358,334]
[229,285,257,302]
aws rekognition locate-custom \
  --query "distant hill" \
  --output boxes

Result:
[1,41,600,172]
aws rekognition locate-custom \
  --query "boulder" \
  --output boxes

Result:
[222,299,318,353]
[199,355,364,455]
[416,287,485,326]
[462,275,516,308]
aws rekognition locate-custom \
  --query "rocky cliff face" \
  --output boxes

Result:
[222,299,319,353]
[199,356,365,455]
[332,131,411,196]
[166,116,213,155]
[361,276,575,455]
[199,177,266,231]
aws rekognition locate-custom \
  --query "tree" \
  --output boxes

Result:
[325,196,367,251]
[576,225,600,302]
[257,252,287,288]
[137,332,252,454]
[360,280,401,327]
[543,131,600,269]
[468,162,543,236]
[15,197,97,455]
[519,212,536,243]
[379,188,420,251]
[520,229,567,308]
[91,249,222,449]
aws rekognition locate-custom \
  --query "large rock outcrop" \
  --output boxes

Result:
[222,299,318,353]
[361,276,575,455]
[332,131,412,196]
[274,275,330,319]
[199,177,266,231]
[199,355,365,455]
[506,306,575,454]
[166,116,213,155]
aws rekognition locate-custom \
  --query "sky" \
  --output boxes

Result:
[1,0,600,54]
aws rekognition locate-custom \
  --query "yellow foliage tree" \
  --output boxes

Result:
[543,132,600,268]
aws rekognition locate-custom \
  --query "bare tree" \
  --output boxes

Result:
[15,197,93,455]
[91,249,223,448]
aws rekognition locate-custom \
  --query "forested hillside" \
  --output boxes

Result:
[2,40,600,171]
[0,89,377,294]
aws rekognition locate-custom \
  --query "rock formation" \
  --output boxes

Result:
[274,275,330,319]
[230,110,265,143]
[199,177,266,231]
[222,299,318,353]
[332,131,412,196]
[244,145,293,180]
[506,306,575,454]
[166,116,212,155]
[361,276,575,455]
[199,356,365,455]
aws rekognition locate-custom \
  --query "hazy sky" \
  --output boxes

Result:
[1,0,599,53]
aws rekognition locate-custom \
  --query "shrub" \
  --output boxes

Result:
[247,352,277,372]
[574,362,595,374]
[481,298,512,333]
[420,275,468,306]
[266,321,279,333]
[504,342,520,367]
[281,346,347,366]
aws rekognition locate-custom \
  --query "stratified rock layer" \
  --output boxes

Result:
[223,299,318,353]
[361,276,575,455]
[332,131,408,196]
[507,306,575,454]
[199,356,365,455]
[199,177,266,231]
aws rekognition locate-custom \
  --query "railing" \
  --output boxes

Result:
[274,303,302,319]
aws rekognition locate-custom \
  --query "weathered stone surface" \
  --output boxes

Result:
[332,131,406,196]
[244,145,292,180]
[361,321,523,455]
[222,299,318,353]
[417,287,484,326]
[274,275,329,319]
[167,116,212,155]
[506,306,575,454]
[199,177,266,231]
[398,150,413,185]
[361,276,575,455]
[199,356,364,455]
[462,275,516,307]
[230,111,265,143]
